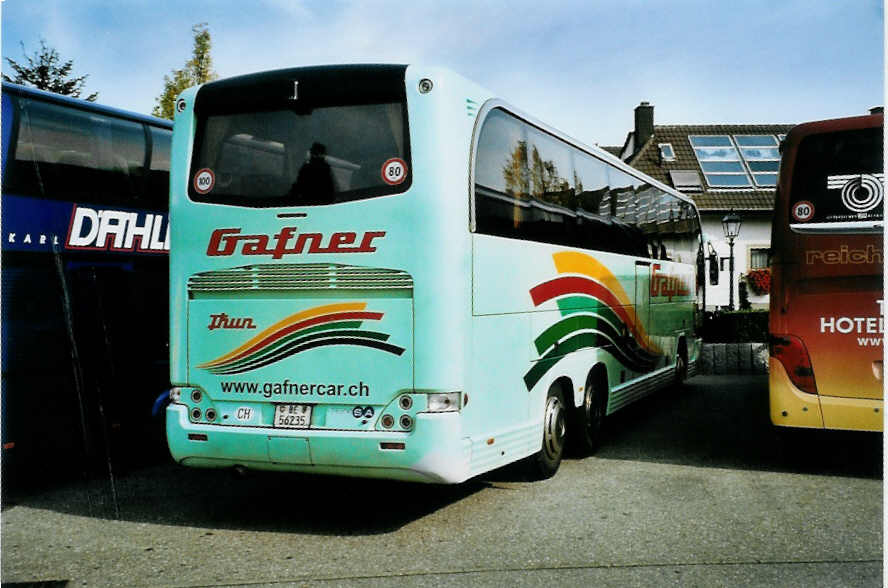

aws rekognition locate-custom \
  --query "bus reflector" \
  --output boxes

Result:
[380,442,405,450]
[770,334,817,394]
[188,433,209,441]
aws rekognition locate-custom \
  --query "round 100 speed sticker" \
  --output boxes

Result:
[381,158,408,186]
[791,200,815,222]
[194,168,216,194]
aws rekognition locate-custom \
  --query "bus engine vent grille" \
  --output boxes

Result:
[188,264,414,292]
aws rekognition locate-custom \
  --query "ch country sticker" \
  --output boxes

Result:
[197,302,405,375]
[523,251,662,391]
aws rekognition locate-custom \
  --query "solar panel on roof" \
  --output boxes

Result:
[689,134,781,188]
[734,135,780,187]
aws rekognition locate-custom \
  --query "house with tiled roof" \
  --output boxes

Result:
[615,101,794,310]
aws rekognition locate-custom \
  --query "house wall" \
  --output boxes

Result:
[700,213,771,311]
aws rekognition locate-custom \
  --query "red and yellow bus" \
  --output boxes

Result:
[769,112,883,431]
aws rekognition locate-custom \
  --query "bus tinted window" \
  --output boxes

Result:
[108,116,148,201]
[9,98,148,205]
[188,101,410,207]
[474,109,529,239]
[4,95,43,198]
[573,151,610,215]
[527,126,573,203]
[790,127,883,228]
[148,126,172,204]
[525,126,576,245]
[474,107,698,260]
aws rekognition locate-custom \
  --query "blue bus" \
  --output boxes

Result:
[2,82,172,490]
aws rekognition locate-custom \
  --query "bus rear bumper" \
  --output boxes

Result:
[165,404,472,483]
[769,359,824,428]
[769,359,883,431]
[819,395,883,432]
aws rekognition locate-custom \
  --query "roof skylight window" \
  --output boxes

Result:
[658,143,675,162]
[668,170,702,192]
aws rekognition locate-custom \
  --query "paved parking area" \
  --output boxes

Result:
[1,376,882,587]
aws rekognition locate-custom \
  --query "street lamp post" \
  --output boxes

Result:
[722,210,742,311]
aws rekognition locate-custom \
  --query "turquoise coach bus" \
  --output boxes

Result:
[166,65,703,483]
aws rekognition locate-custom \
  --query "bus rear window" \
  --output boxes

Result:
[188,101,410,207]
[789,127,883,229]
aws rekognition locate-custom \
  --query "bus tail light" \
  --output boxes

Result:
[770,334,817,395]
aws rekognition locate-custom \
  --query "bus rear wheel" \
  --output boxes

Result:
[572,370,607,456]
[526,384,566,480]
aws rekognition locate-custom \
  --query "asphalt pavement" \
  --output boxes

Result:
[1,375,882,587]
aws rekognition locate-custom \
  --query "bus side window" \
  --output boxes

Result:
[106,117,148,202]
[525,126,575,246]
[15,99,147,206]
[5,96,46,198]
[147,126,172,206]
[607,167,646,257]
[474,109,529,240]
[573,151,613,252]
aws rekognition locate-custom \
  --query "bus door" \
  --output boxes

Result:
[634,261,652,328]
[634,260,652,366]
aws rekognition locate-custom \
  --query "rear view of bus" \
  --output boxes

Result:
[166,65,472,482]
[769,112,883,431]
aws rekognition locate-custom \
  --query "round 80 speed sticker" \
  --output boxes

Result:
[194,168,216,194]
[381,158,408,186]
[791,200,815,222]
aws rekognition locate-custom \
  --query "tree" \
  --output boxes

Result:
[2,39,98,101]
[153,23,218,119]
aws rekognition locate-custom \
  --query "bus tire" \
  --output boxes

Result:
[674,339,688,389]
[526,383,567,480]
[572,368,607,456]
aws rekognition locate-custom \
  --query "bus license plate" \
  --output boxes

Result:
[273,404,312,429]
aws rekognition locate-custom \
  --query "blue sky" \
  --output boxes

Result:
[2,0,883,146]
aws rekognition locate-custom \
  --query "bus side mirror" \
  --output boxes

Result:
[708,253,719,285]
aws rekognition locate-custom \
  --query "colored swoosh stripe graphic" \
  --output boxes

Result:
[523,251,662,390]
[198,302,404,375]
